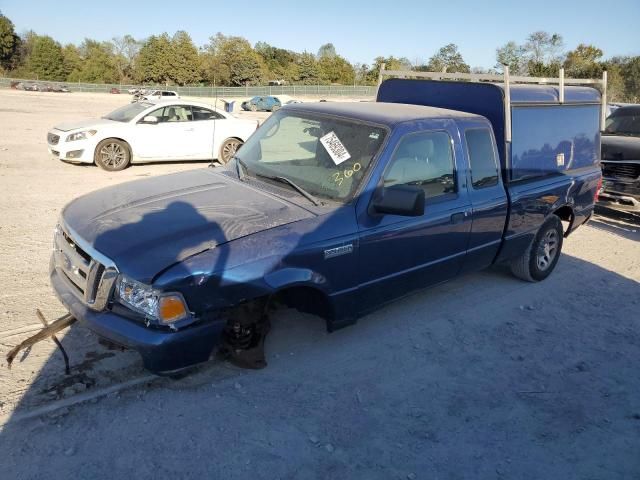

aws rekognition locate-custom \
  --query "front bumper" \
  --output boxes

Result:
[47,130,95,163]
[50,259,225,372]
[599,177,640,211]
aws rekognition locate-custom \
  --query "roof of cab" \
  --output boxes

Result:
[283,101,483,127]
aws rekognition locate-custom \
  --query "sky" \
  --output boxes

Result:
[1,0,639,68]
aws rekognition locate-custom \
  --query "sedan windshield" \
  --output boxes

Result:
[103,102,153,122]
[235,110,387,202]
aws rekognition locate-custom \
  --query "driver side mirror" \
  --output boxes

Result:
[371,185,425,216]
[140,116,158,124]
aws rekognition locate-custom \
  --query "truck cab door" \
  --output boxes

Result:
[356,127,472,309]
[459,126,509,273]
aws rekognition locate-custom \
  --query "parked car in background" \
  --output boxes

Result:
[137,90,179,102]
[241,96,282,112]
[600,104,640,211]
[47,100,259,171]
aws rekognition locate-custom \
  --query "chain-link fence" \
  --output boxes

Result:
[0,77,377,98]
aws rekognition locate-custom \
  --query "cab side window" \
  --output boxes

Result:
[383,131,456,199]
[465,128,499,188]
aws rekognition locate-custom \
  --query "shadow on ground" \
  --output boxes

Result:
[1,252,639,479]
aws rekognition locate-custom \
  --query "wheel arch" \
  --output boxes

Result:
[268,284,335,323]
[550,204,575,237]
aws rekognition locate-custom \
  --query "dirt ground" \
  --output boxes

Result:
[0,89,639,479]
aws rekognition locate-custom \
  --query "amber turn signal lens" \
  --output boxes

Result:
[158,295,188,324]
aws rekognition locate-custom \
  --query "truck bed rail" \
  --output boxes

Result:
[377,67,608,141]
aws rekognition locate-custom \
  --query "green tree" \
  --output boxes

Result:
[62,44,82,80]
[136,33,173,84]
[71,39,118,83]
[318,54,354,84]
[170,31,199,85]
[619,56,640,103]
[27,35,65,80]
[563,44,603,78]
[524,31,564,65]
[425,43,470,73]
[255,41,296,81]
[317,43,337,59]
[296,52,321,84]
[0,11,20,70]
[205,33,264,86]
[367,56,412,83]
[111,35,141,81]
[495,41,525,74]
[200,51,230,85]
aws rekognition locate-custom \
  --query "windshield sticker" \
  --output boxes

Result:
[320,131,351,165]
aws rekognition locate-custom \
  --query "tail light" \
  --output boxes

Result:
[594,175,603,202]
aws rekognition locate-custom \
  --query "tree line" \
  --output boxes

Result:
[0,11,638,101]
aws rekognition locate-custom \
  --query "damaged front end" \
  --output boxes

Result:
[46,221,273,374]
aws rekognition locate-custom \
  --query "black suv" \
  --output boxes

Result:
[600,105,640,211]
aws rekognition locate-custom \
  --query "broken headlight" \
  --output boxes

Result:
[115,275,190,326]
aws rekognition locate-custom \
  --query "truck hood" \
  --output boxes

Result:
[601,135,640,161]
[54,118,119,132]
[62,169,314,282]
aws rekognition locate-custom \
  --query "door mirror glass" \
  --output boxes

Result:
[141,115,158,124]
[372,185,425,216]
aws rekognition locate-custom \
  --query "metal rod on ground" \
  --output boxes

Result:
[5,314,76,370]
[36,309,71,375]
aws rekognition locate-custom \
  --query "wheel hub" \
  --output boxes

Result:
[537,230,558,271]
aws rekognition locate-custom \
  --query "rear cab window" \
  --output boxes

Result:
[465,128,499,188]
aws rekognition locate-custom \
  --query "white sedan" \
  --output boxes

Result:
[47,100,258,171]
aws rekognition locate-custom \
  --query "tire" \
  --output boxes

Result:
[219,138,243,165]
[249,104,257,112]
[94,139,131,171]
[510,215,564,282]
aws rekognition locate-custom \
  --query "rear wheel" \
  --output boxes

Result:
[510,215,563,282]
[219,138,243,164]
[95,139,130,171]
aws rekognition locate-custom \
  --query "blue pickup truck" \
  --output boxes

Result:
[50,74,603,372]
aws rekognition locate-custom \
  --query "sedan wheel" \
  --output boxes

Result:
[95,139,131,171]
[220,138,243,164]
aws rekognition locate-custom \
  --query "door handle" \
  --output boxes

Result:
[451,210,471,224]
[450,213,465,224]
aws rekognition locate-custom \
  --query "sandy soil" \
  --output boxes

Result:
[0,89,639,479]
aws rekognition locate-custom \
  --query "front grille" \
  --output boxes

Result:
[48,133,60,145]
[53,225,117,311]
[602,162,640,180]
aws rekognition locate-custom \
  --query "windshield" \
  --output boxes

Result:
[234,110,387,202]
[103,102,153,122]
[604,111,640,136]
